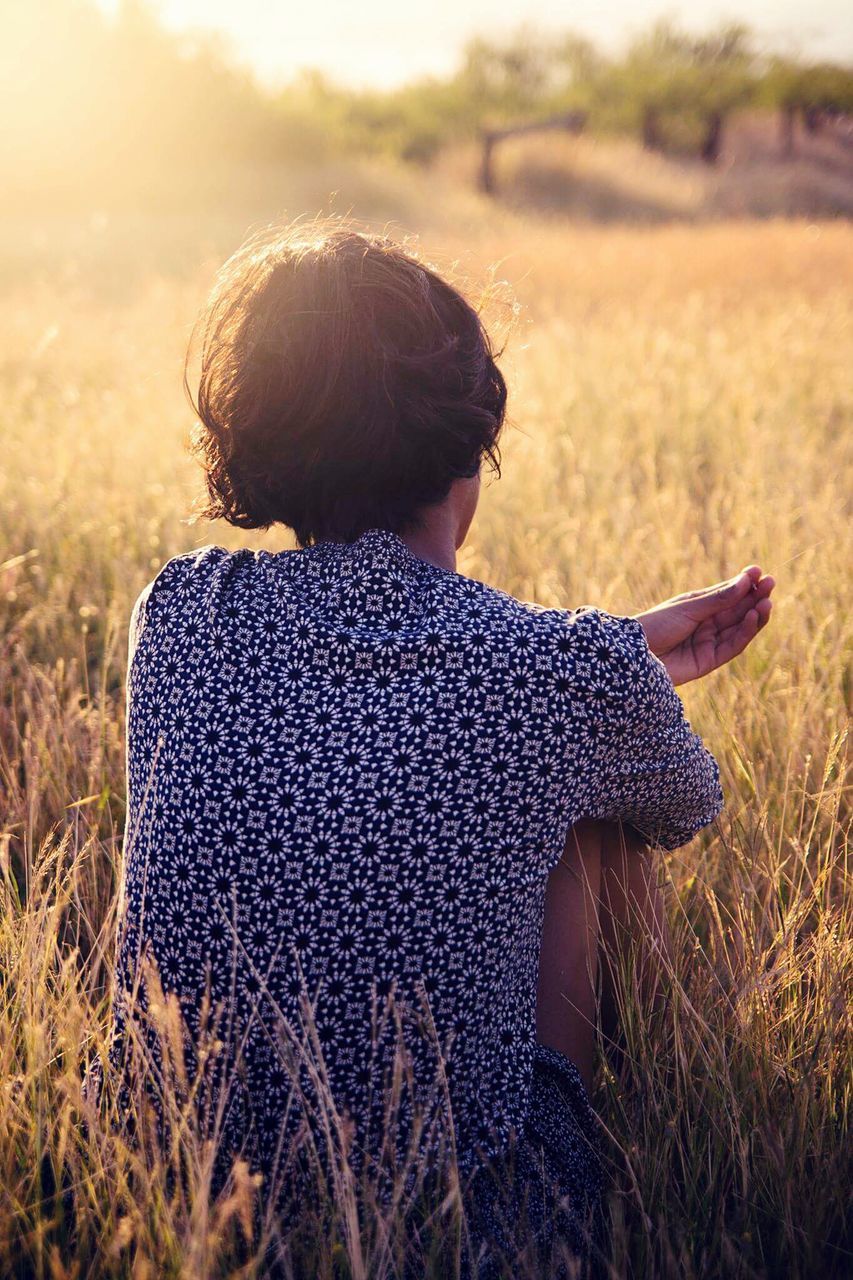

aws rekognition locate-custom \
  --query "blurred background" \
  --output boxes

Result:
[3,0,853,286]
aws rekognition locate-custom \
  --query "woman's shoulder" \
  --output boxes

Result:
[155,543,235,584]
[442,575,649,662]
[498,597,649,665]
[128,544,237,648]
[139,542,248,597]
[524,602,673,720]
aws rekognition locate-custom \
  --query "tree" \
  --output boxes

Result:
[618,22,756,163]
[761,58,853,157]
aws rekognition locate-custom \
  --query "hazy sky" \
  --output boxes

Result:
[97,0,853,89]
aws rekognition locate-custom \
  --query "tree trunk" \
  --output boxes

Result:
[478,132,496,195]
[780,103,796,158]
[642,106,662,152]
[804,106,823,134]
[476,113,586,196]
[700,110,724,164]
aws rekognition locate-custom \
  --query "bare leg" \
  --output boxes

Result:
[598,822,671,1033]
[536,819,672,1090]
[536,819,603,1091]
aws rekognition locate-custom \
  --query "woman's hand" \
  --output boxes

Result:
[634,565,775,686]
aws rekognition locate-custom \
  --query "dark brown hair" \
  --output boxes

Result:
[186,218,508,547]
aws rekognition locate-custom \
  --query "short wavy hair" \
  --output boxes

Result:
[186,219,508,547]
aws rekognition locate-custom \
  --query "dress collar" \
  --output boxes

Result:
[312,527,433,574]
[347,527,416,571]
[293,528,435,630]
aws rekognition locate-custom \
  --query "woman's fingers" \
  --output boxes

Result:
[704,613,759,671]
[712,573,775,630]
[711,597,773,667]
[677,565,764,619]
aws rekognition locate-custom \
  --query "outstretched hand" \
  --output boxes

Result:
[634,565,775,686]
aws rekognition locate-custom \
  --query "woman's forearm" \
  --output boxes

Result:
[631,565,774,686]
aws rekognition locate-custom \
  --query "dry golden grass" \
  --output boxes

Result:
[1,198,851,1277]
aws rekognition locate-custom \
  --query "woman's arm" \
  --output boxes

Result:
[561,611,725,850]
[634,564,775,686]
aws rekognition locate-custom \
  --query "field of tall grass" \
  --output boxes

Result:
[1,182,851,1278]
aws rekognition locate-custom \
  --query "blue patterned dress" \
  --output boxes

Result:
[104,527,724,1272]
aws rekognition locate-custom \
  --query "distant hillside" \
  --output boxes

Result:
[437,110,853,222]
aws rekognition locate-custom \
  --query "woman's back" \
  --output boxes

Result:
[113,526,723,1198]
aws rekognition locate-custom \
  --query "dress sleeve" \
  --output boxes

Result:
[126,547,218,668]
[128,580,153,667]
[557,607,725,851]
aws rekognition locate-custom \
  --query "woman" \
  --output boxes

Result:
[104,220,774,1276]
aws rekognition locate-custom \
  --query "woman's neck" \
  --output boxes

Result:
[399,522,458,573]
[400,475,478,572]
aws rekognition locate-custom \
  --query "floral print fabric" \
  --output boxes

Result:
[107,527,723,1257]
